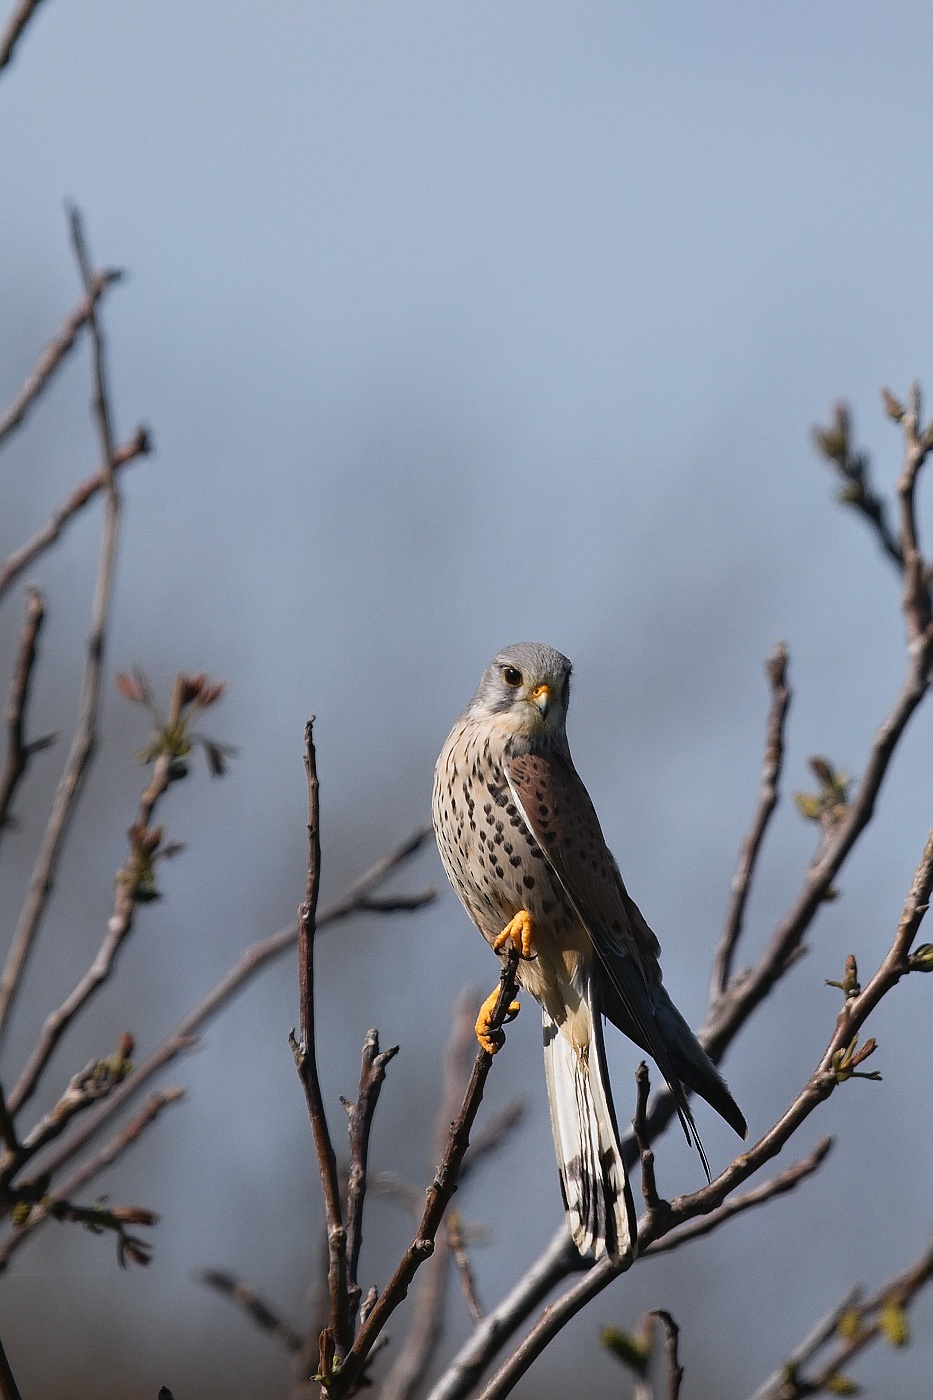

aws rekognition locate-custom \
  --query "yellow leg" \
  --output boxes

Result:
[493,908,535,959]
[475,987,521,1055]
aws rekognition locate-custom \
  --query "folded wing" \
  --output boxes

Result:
[505,750,746,1161]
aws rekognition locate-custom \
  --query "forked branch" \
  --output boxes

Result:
[328,951,520,1398]
[290,719,351,1360]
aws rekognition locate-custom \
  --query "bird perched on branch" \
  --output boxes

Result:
[432,642,746,1263]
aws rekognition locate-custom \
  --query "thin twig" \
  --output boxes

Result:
[650,1310,684,1400]
[745,1288,862,1400]
[290,719,350,1365]
[748,1232,933,1399]
[423,1228,585,1400]
[1,1036,134,1184]
[6,1187,156,1267]
[0,1088,183,1269]
[0,270,119,446]
[344,1029,399,1331]
[0,0,47,73]
[332,952,521,1398]
[632,1061,670,1233]
[200,1269,304,1354]
[20,827,434,1193]
[711,642,790,998]
[380,990,481,1400]
[379,1230,450,1400]
[0,587,49,845]
[897,383,933,641]
[8,676,188,1115]
[448,1211,484,1324]
[0,211,125,1047]
[812,402,904,570]
[643,1137,833,1257]
[0,429,149,603]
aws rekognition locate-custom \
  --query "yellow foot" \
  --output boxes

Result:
[475,987,521,1055]
[493,909,535,959]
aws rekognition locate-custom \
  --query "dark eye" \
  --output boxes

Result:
[502,666,523,687]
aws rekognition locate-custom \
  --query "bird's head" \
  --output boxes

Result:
[466,642,572,745]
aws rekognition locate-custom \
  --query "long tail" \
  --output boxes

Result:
[650,982,747,1140]
[542,1003,637,1263]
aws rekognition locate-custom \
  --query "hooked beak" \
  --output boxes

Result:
[530,683,552,718]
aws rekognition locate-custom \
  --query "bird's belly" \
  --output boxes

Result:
[435,815,590,1022]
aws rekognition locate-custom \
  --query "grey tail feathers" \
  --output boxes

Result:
[650,983,748,1142]
[542,1007,637,1263]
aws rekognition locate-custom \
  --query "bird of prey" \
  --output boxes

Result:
[432,642,746,1263]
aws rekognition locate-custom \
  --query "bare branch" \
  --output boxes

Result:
[8,674,191,1115]
[48,1085,183,1199]
[0,0,48,74]
[0,586,48,846]
[10,1191,157,1268]
[23,826,434,1192]
[0,428,149,603]
[897,382,933,641]
[745,1288,862,1400]
[0,211,127,1047]
[644,1136,833,1257]
[632,1061,670,1233]
[650,1310,684,1400]
[380,990,480,1400]
[703,652,932,1061]
[0,1087,183,1270]
[0,270,119,447]
[812,401,904,570]
[290,720,350,1363]
[711,641,790,998]
[748,1232,933,1399]
[1,1035,134,1183]
[448,1211,484,1324]
[319,822,434,922]
[344,1029,399,1331]
[331,951,521,1398]
[379,1231,450,1400]
[199,1269,303,1355]
[424,1227,584,1400]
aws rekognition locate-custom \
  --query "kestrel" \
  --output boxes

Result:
[432,642,746,1263]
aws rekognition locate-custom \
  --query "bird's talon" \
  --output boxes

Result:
[475,986,516,1054]
[503,999,521,1024]
[493,909,535,960]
